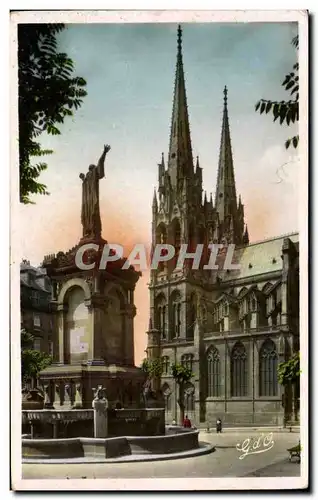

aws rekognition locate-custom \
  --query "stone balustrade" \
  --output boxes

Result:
[22,409,93,425]
[22,407,165,439]
[204,325,281,338]
[41,380,83,409]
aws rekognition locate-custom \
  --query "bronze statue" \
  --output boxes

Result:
[79,145,111,239]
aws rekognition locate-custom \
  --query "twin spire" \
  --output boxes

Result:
[162,25,248,245]
[215,84,238,223]
[168,25,193,187]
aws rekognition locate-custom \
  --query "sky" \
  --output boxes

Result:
[19,22,299,365]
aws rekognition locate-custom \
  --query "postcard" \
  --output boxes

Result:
[10,9,308,491]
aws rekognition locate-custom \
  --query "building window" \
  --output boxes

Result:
[33,313,41,328]
[33,338,41,351]
[162,383,172,411]
[207,346,220,397]
[162,356,170,375]
[259,339,278,396]
[155,294,167,338]
[48,341,54,357]
[171,291,181,337]
[184,383,195,412]
[157,305,167,338]
[181,353,193,372]
[31,290,39,305]
[173,221,181,268]
[188,294,197,339]
[231,342,248,397]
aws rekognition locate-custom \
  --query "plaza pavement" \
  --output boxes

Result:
[22,430,302,480]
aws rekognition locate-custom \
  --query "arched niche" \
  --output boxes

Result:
[102,284,127,364]
[62,284,90,365]
[58,277,91,306]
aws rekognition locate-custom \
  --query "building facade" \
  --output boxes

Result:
[20,260,56,359]
[147,26,299,427]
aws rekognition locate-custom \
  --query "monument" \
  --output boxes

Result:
[39,145,146,415]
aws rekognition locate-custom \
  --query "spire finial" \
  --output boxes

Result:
[223,85,228,106]
[177,25,182,53]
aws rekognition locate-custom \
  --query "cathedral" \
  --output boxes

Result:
[147,26,299,427]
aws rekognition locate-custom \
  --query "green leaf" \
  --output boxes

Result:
[18,23,87,204]
[265,101,272,114]
[291,85,299,96]
[285,80,295,91]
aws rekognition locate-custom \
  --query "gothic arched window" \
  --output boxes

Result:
[162,355,170,375]
[171,291,181,337]
[231,342,248,397]
[259,339,278,396]
[184,383,195,412]
[181,353,194,372]
[188,294,197,339]
[155,294,167,338]
[207,346,220,397]
[162,383,172,411]
[156,223,168,272]
[172,219,181,269]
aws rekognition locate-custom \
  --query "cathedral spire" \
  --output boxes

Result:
[168,25,193,187]
[152,188,158,212]
[215,86,237,221]
[214,86,246,245]
[243,225,249,245]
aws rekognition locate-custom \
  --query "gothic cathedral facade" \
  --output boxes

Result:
[147,26,299,427]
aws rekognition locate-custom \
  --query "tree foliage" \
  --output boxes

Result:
[278,351,300,386]
[18,23,87,204]
[171,363,193,385]
[140,358,163,379]
[21,329,52,383]
[171,363,194,424]
[255,35,299,150]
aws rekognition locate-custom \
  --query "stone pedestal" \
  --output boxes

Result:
[39,237,146,411]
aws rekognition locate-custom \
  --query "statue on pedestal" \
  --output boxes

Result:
[79,144,111,240]
[92,386,108,438]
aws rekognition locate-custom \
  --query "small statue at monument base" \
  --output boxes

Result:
[92,386,108,438]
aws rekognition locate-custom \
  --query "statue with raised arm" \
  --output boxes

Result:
[79,144,111,239]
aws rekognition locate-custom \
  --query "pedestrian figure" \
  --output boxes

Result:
[216,418,222,433]
[183,415,192,428]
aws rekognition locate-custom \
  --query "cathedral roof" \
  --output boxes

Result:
[217,232,299,282]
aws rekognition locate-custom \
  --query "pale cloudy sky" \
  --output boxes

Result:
[19,22,299,364]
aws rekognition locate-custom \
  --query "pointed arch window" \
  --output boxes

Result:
[162,383,172,411]
[259,339,278,396]
[188,295,196,339]
[162,356,170,375]
[207,346,220,397]
[231,342,248,397]
[171,291,181,338]
[155,294,167,338]
[181,353,193,372]
[156,224,168,272]
[184,383,195,412]
[172,219,181,269]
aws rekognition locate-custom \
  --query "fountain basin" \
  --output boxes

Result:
[22,427,200,461]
